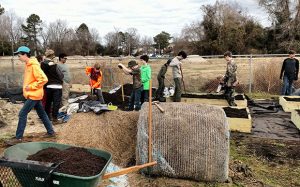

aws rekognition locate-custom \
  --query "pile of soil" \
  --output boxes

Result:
[27,147,107,177]
[236,135,300,163]
[102,84,132,106]
[223,107,248,118]
[181,93,244,100]
[102,84,156,109]
[57,110,139,166]
[284,97,300,102]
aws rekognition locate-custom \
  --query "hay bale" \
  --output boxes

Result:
[57,110,139,166]
[136,103,229,182]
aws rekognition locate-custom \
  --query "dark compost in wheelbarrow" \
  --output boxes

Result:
[27,147,107,177]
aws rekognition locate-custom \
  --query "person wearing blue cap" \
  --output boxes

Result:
[6,46,55,145]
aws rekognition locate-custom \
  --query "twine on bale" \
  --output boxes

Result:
[136,103,230,182]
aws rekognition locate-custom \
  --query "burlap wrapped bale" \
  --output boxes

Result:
[136,102,229,182]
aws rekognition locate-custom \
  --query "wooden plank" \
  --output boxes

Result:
[102,161,157,180]
[291,110,300,130]
[224,107,252,133]
[167,94,247,107]
[279,96,300,112]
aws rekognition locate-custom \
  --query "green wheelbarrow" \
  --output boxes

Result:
[1,142,112,187]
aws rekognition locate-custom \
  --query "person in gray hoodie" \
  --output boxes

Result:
[57,53,71,107]
[169,51,187,102]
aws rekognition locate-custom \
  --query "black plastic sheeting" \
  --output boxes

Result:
[249,100,300,140]
[0,87,25,103]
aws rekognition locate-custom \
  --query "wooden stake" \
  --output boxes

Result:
[102,161,157,180]
[148,79,153,163]
[119,70,125,102]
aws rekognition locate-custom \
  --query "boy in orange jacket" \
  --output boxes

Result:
[7,46,55,145]
[85,62,105,104]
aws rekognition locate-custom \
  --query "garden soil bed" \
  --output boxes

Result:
[181,93,244,100]
[283,97,300,102]
[223,107,248,118]
[27,147,107,177]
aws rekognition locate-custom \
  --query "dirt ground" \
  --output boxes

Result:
[0,98,299,186]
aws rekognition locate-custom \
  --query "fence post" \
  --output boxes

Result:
[248,54,253,94]
[5,74,9,89]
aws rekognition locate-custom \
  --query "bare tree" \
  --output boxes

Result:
[140,36,153,54]
[124,28,140,55]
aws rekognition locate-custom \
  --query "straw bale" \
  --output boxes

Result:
[136,102,229,182]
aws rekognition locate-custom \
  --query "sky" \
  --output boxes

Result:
[1,0,270,40]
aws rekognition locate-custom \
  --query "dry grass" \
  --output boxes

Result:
[1,56,297,94]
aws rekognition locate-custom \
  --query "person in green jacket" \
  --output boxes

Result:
[140,55,152,103]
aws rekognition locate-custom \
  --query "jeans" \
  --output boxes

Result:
[141,90,149,104]
[174,78,182,102]
[94,88,105,104]
[155,77,165,100]
[129,86,143,110]
[45,88,62,120]
[16,99,54,139]
[281,75,293,95]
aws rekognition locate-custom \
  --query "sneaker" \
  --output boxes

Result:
[52,119,63,125]
[5,138,22,146]
[43,133,56,138]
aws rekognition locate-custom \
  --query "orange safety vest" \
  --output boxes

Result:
[85,67,103,89]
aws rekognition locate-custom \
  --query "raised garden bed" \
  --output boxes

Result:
[279,96,300,112]
[291,109,300,130]
[167,93,247,107]
[223,107,252,133]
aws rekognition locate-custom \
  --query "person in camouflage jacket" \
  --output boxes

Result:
[222,51,238,106]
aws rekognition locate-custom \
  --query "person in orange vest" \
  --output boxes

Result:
[6,46,55,145]
[85,62,105,104]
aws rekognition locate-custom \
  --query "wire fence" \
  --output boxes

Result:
[0,54,299,95]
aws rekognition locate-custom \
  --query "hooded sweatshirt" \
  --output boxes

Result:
[140,64,151,90]
[23,58,48,100]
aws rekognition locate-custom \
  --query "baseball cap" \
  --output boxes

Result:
[128,60,137,68]
[14,46,30,54]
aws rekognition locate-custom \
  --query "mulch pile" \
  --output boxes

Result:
[57,110,139,166]
[223,107,248,118]
[27,147,107,177]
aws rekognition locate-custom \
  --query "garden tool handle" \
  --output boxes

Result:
[180,65,186,93]
[152,102,164,113]
[102,161,157,180]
